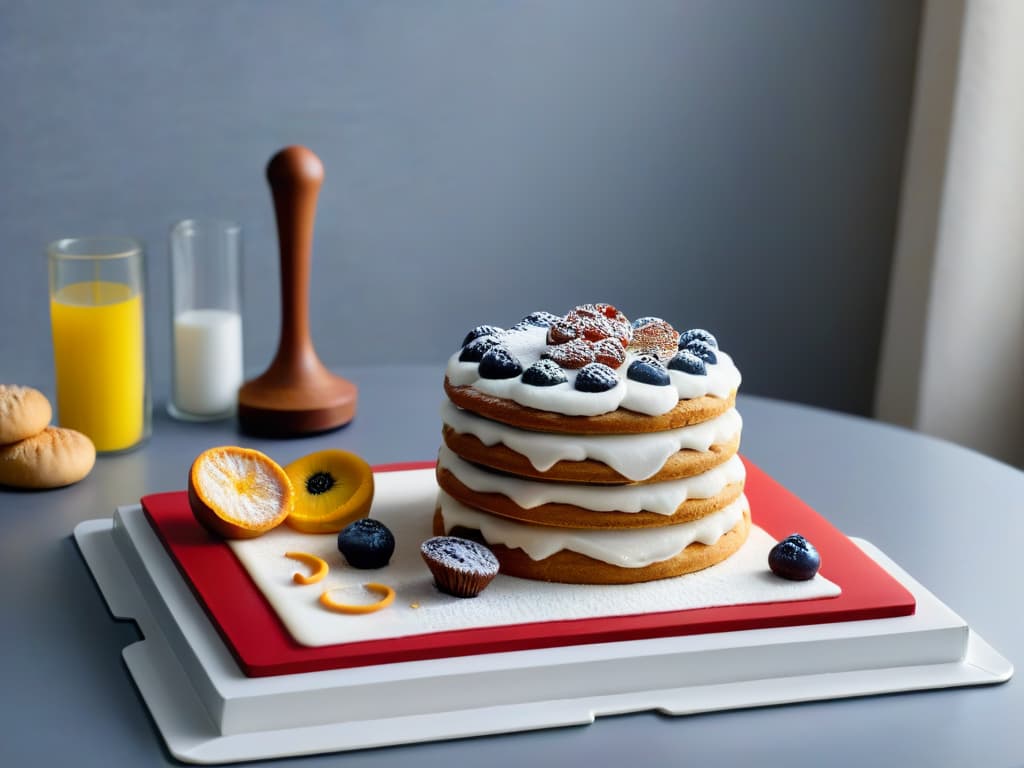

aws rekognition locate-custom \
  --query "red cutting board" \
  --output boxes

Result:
[142,459,915,677]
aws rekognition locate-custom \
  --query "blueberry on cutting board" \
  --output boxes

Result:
[768,533,820,580]
[338,518,396,569]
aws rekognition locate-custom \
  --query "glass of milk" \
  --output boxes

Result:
[168,219,244,421]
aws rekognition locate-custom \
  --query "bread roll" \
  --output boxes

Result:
[0,427,95,489]
[0,385,52,444]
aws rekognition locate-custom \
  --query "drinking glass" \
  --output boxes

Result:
[48,237,150,453]
[168,219,244,421]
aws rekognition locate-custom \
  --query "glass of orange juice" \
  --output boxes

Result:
[48,237,150,453]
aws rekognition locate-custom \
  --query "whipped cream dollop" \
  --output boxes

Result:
[437,490,748,567]
[441,400,742,481]
[446,324,741,417]
[439,445,746,515]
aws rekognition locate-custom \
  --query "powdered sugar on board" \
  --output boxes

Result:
[228,470,840,648]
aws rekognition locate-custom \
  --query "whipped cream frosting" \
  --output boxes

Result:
[439,445,746,515]
[446,324,741,417]
[438,490,748,567]
[441,399,742,481]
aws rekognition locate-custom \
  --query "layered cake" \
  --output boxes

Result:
[435,303,749,584]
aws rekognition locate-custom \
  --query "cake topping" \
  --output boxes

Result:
[627,357,671,386]
[628,318,679,361]
[592,337,627,369]
[518,311,560,328]
[462,324,503,348]
[768,533,821,581]
[566,303,631,346]
[546,304,632,348]
[630,316,660,328]
[445,307,741,417]
[668,350,707,376]
[547,319,578,344]
[459,335,500,362]
[478,345,523,379]
[575,315,618,343]
[545,338,595,369]
[684,339,718,365]
[521,359,569,387]
[678,328,718,350]
[574,362,619,392]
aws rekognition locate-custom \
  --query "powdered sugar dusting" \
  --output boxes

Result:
[196,452,285,524]
[421,536,499,575]
[446,323,741,417]
[227,469,840,648]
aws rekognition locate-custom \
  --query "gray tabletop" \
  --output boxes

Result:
[1,365,1020,767]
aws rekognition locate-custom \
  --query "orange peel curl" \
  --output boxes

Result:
[284,551,329,585]
[319,583,395,615]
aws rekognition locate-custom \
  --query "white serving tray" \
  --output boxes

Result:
[74,502,1012,765]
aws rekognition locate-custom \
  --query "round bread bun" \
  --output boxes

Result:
[433,507,751,585]
[0,427,95,489]
[0,385,52,444]
[444,378,735,435]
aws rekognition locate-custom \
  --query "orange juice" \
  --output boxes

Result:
[50,280,146,452]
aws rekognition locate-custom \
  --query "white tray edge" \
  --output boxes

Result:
[73,513,1013,765]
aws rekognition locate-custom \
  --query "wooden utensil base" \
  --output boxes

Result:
[237,379,357,437]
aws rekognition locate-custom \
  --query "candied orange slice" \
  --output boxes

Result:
[188,446,294,539]
[283,449,375,534]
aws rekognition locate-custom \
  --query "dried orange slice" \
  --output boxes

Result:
[188,446,294,539]
[284,449,375,534]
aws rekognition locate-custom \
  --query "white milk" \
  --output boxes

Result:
[173,308,243,417]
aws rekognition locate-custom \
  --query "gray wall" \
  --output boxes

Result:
[0,0,921,416]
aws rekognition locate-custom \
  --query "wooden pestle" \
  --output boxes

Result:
[237,146,357,436]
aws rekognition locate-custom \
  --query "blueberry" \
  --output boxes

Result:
[631,316,662,329]
[626,358,670,386]
[685,339,718,364]
[338,518,396,569]
[678,328,718,350]
[459,335,500,362]
[668,350,707,376]
[768,533,820,581]
[521,359,568,387]
[478,345,523,379]
[519,311,560,328]
[461,325,503,348]
[574,362,619,392]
